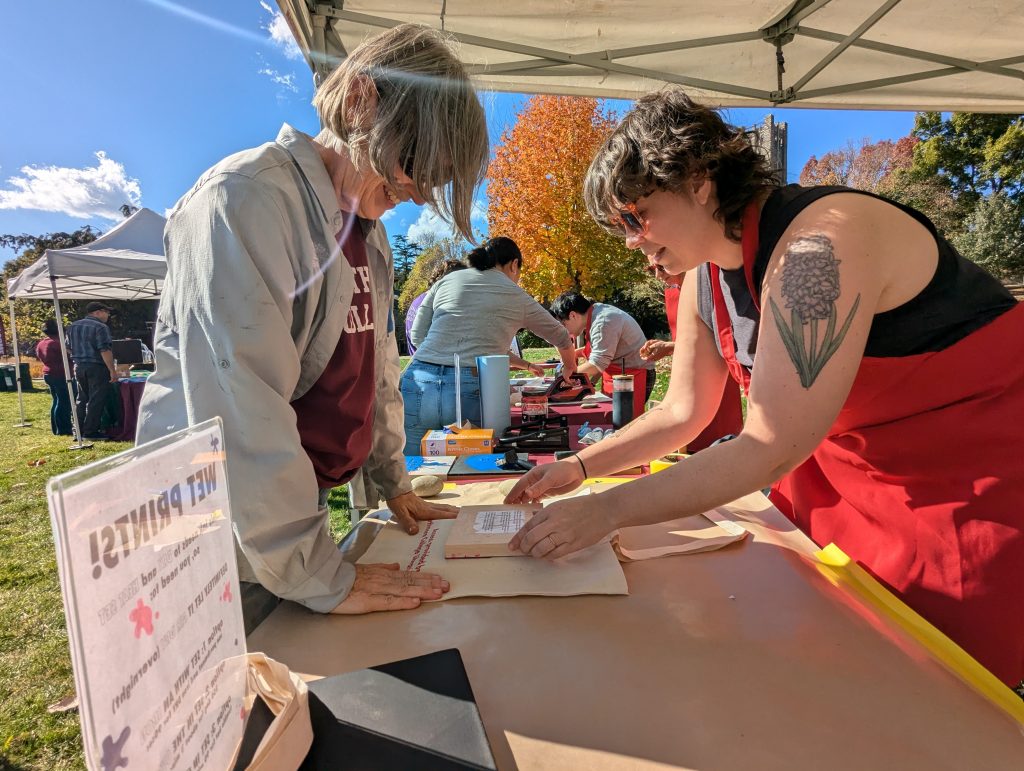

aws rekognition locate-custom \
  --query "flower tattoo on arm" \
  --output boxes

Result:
[768,234,860,388]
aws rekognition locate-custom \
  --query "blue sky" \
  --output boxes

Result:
[0,0,918,267]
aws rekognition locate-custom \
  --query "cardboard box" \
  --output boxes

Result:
[421,428,494,457]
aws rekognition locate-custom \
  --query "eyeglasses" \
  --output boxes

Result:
[400,152,415,177]
[611,203,648,238]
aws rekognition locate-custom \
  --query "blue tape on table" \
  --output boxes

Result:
[405,456,455,476]
[449,453,531,477]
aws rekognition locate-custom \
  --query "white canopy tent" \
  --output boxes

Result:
[8,207,167,301]
[275,0,1024,112]
[6,207,167,445]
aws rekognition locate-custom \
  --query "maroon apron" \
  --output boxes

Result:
[582,307,648,417]
[709,203,1024,686]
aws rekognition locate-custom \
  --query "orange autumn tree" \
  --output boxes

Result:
[488,96,645,302]
[800,136,918,191]
[800,135,960,238]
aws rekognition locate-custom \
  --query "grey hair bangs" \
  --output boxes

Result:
[313,24,488,242]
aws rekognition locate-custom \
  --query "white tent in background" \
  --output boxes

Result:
[8,207,167,300]
[6,207,167,447]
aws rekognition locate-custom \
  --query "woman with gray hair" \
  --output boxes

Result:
[137,24,488,628]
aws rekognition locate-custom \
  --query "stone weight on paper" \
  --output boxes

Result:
[411,474,444,498]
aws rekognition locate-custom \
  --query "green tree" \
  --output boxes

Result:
[953,192,1024,282]
[2,226,100,352]
[910,112,1024,210]
[390,234,422,296]
[909,113,1024,273]
[397,236,465,316]
[609,271,670,339]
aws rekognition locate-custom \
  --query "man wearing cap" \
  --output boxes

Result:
[68,302,117,439]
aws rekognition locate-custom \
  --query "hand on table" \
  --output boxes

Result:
[525,363,546,377]
[330,563,449,614]
[503,458,586,505]
[639,339,674,362]
[508,495,615,560]
[386,491,458,535]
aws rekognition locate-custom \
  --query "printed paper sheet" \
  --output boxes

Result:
[357,517,627,600]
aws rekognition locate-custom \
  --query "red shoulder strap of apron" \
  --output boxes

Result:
[709,201,761,396]
[582,306,595,360]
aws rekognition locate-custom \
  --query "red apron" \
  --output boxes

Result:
[582,307,648,417]
[709,203,1024,686]
[664,285,681,340]
[667,283,745,452]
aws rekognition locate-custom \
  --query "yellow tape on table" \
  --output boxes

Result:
[814,543,1024,724]
[444,478,628,491]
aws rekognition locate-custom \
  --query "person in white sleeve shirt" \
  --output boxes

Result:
[136,24,489,630]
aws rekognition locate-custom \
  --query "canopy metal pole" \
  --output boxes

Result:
[49,277,91,450]
[7,298,31,427]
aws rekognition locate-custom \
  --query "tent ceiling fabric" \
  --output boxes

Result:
[7,208,167,301]
[276,0,1024,111]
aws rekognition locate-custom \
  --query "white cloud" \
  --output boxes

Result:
[0,151,142,221]
[380,208,398,222]
[471,198,488,226]
[257,66,298,93]
[260,1,302,60]
[407,208,455,243]
[406,198,490,243]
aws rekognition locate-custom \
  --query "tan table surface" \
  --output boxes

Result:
[248,482,1024,770]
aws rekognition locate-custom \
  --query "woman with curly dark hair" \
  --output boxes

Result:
[506,88,1024,690]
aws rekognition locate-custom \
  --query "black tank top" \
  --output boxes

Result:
[697,185,1016,368]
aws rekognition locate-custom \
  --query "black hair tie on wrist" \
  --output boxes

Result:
[574,454,587,479]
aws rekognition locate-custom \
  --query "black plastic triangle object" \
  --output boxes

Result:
[236,648,496,770]
[300,648,496,770]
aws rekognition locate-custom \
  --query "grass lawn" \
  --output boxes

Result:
[0,353,670,769]
[0,386,360,771]
[1,388,110,770]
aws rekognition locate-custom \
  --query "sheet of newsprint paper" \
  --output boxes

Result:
[356,483,628,600]
[613,507,748,561]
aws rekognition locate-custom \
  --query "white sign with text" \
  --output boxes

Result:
[49,418,247,771]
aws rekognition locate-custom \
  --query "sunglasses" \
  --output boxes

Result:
[401,148,416,177]
[610,202,648,238]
